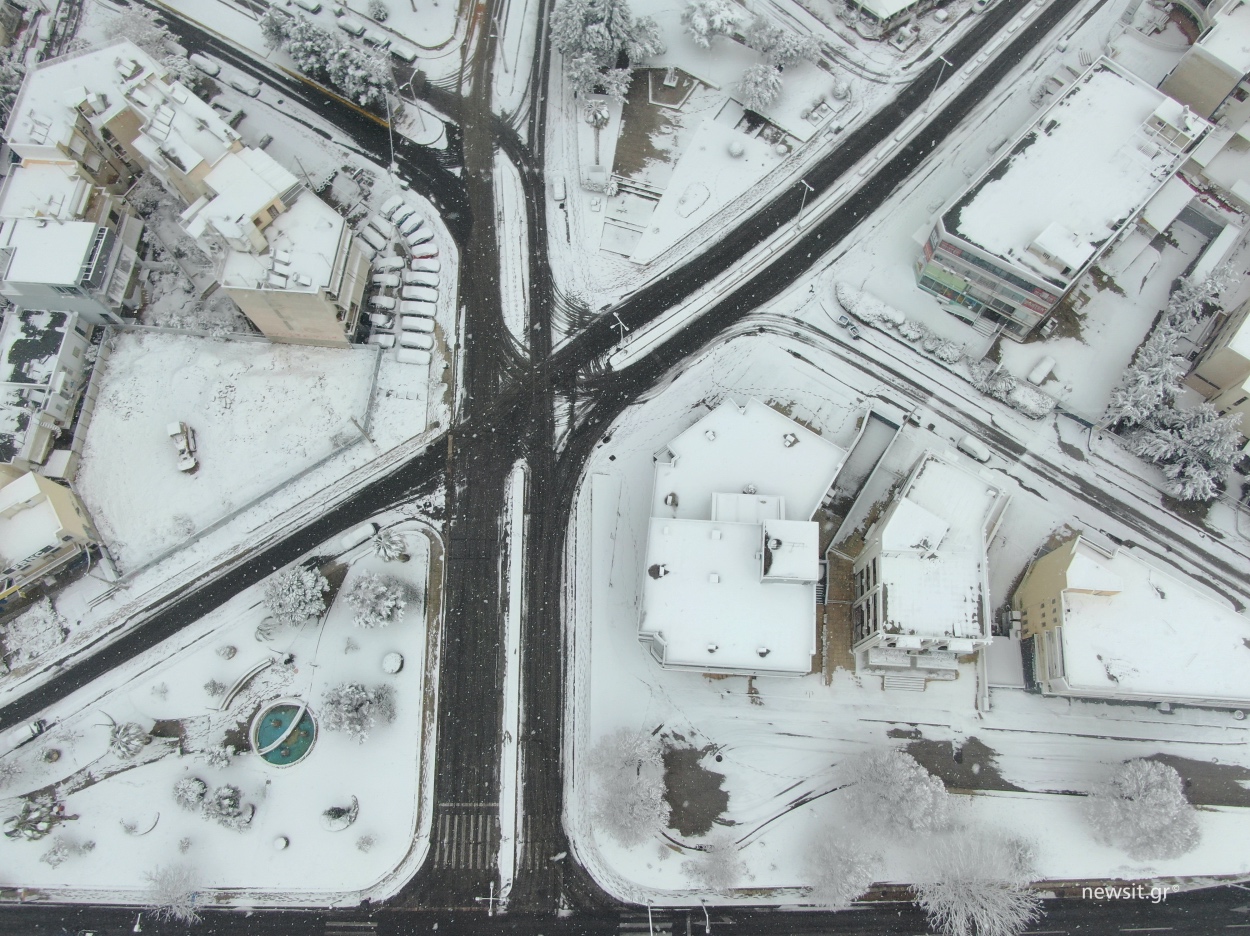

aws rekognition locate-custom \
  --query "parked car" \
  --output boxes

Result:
[188,53,221,77]
[370,333,395,348]
[400,315,434,333]
[369,312,393,327]
[380,195,405,219]
[410,243,439,259]
[293,0,322,10]
[398,213,425,237]
[401,285,438,303]
[358,225,388,252]
[227,73,261,97]
[405,228,434,247]
[399,331,435,350]
[402,270,439,288]
[391,205,416,228]
[336,17,366,37]
[167,422,198,472]
[368,295,397,310]
[410,257,441,273]
[396,347,431,365]
[372,272,400,288]
[373,255,405,272]
[366,214,394,237]
[399,300,436,316]
[551,174,566,202]
[957,435,992,463]
[390,44,418,63]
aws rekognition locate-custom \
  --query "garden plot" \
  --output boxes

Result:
[565,330,1250,906]
[75,332,376,572]
[0,521,439,905]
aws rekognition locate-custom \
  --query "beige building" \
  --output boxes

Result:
[1161,0,1250,123]
[0,464,98,608]
[1189,295,1250,433]
[181,149,370,347]
[1015,535,1250,708]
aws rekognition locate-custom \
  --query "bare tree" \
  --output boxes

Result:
[845,749,952,836]
[1085,759,1200,860]
[807,831,880,908]
[145,864,204,925]
[682,829,746,892]
[913,830,1043,936]
[587,727,670,846]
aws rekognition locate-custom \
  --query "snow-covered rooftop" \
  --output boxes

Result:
[0,472,66,569]
[945,60,1206,283]
[0,218,97,285]
[0,162,93,222]
[4,42,239,177]
[0,309,70,387]
[182,149,300,242]
[855,0,921,22]
[875,454,1006,641]
[653,398,846,522]
[1198,0,1250,75]
[1058,539,1250,704]
[218,191,346,295]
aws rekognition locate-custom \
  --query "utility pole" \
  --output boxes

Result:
[796,178,814,229]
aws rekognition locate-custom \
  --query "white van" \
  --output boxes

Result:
[188,54,221,77]
[293,0,322,11]
[956,435,992,463]
[401,315,435,333]
[399,300,436,316]
[396,347,431,365]
[337,18,367,37]
[359,225,388,252]
[410,257,440,273]
[401,285,438,303]
[390,44,418,63]
[399,331,434,350]
[228,73,262,97]
[403,270,439,288]
[368,295,396,310]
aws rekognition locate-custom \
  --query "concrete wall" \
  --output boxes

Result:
[225,285,351,347]
[1012,536,1080,640]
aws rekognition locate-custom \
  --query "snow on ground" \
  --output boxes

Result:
[0,517,441,904]
[492,0,541,124]
[565,312,1250,903]
[495,153,531,350]
[75,332,376,573]
[496,462,526,904]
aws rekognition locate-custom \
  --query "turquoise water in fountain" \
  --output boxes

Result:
[254,703,316,766]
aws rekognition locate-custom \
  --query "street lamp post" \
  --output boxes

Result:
[931,55,954,100]
[701,901,711,933]
[492,15,511,75]
[796,178,814,229]
[382,93,397,176]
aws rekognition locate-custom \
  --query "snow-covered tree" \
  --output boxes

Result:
[845,749,951,836]
[368,0,390,21]
[263,566,330,629]
[201,784,254,831]
[807,832,881,908]
[259,9,290,49]
[913,830,1043,936]
[203,678,228,698]
[173,777,208,811]
[104,7,199,87]
[321,683,397,743]
[1105,320,1188,429]
[1125,402,1242,501]
[343,572,407,628]
[372,528,410,562]
[587,727,670,846]
[551,0,664,102]
[0,47,25,125]
[744,17,820,67]
[326,45,395,108]
[146,864,204,925]
[682,0,746,48]
[109,721,151,759]
[682,829,746,892]
[738,62,783,112]
[1085,759,1199,860]
[584,98,610,166]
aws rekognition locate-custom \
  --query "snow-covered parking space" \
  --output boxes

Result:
[0,518,441,905]
[565,330,1250,905]
[75,331,377,572]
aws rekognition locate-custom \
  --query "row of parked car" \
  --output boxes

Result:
[364,196,444,365]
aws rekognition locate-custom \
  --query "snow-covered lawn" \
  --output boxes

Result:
[0,519,440,905]
[75,332,376,572]
[565,330,1250,905]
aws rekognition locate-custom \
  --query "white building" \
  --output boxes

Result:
[1016,535,1250,709]
[638,399,847,677]
[849,452,1009,688]
[0,308,93,471]
[917,59,1209,339]
[1161,0,1250,122]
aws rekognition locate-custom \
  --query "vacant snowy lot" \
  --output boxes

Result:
[76,332,375,571]
[0,520,439,904]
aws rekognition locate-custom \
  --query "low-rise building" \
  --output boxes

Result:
[181,149,371,346]
[848,452,1009,687]
[1161,0,1250,123]
[0,463,98,608]
[1015,534,1250,709]
[1188,294,1250,431]
[839,0,934,40]
[917,59,1208,339]
[0,160,144,325]
[0,308,93,470]
[638,399,847,678]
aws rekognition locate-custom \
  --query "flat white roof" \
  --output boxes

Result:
[762,518,819,581]
[1199,0,1250,75]
[1059,540,1250,704]
[0,162,92,222]
[641,517,816,674]
[878,454,1005,640]
[0,218,96,284]
[220,192,345,295]
[1140,175,1194,232]
[947,60,1203,281]
[0,472,63,569]
[184,149,299,241]
[853,0,921,22]
[653,398,846,522]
